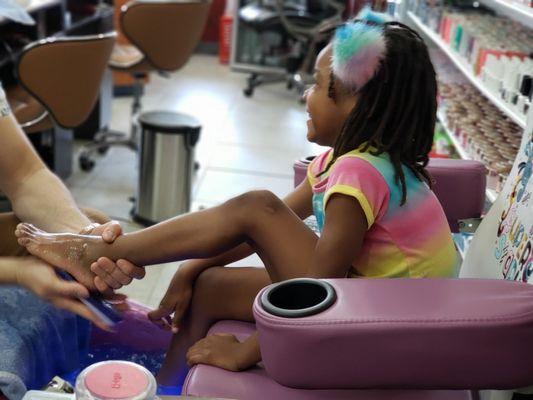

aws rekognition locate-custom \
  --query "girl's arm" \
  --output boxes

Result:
[307,193,368,278]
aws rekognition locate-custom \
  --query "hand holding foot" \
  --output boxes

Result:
[15,223,107,291]
[80,221,145,294]
[186,333,261,372]
[91,258,145,292]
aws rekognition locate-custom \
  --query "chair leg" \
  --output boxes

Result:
[243,73,287,97]
[243,74,259,97]
[78,75,145,172]
[79,137,138,171]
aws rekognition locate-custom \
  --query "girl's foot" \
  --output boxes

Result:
[186,333,259,372]
[15,223,107,290]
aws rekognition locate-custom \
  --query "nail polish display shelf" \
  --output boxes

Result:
[477,0,533,30]
[408,11,527,129]
[437,110,499,203]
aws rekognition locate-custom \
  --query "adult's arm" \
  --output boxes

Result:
[0,113,90,233]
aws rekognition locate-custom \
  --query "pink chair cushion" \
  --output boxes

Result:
[254,278,533,390]
[183,321,474,400]
[426,159,486,232]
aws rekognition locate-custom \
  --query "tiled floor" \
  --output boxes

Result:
[66,54,325,308]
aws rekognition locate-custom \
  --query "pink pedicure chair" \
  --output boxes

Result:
[183,128,533,399]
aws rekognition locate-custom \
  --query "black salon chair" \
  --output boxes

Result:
[240,0,344,98]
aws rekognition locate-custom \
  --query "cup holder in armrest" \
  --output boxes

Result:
[260,278,336,318]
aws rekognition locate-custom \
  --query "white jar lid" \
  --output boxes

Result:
[75,361,156,400]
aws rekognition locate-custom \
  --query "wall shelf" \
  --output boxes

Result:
[437,110,499,203]
[478,0,533,29]
[408,11,527,129]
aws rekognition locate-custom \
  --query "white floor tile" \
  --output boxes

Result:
[194,168,293,204]
[71,186,133,221]
[206,143,298,176]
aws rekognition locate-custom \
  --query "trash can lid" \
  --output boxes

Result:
[138,111,201,134]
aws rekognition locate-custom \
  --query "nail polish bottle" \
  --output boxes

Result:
[519,74,532,116]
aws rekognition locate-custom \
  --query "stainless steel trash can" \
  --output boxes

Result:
[132,111,201,225]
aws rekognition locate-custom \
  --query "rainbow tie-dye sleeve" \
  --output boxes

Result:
[306,150,332,187]
[323,156,389,229]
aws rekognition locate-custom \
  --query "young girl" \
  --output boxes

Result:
[15,20,457,384]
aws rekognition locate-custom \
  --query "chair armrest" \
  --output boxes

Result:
[254,278,533,390]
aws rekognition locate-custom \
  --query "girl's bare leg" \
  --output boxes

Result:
[16,190,319,282]
[0,207,107,257]
[156,193,319,383]
[156,266,270,385]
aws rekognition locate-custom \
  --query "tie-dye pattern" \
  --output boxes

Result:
[307,148,458,278]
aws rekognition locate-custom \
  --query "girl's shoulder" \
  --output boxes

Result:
[335,148,393,178]
[307,147,389,187]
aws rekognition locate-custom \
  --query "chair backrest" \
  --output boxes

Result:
[120,0,211,72]
[275,0,344,39]
[293,156,487,233]
[427,158,486,233]
[17,32,116,129]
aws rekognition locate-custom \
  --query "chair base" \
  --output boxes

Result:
[79,128,138,172]
[78,75,143,172]
[244,72,308,101]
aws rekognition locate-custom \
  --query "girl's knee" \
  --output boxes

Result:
[189,267,231,321]
[195,266,225,293]
[191,267,226,309]
[231,190,283,216]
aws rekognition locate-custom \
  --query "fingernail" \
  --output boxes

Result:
[104,231,113,241]
[172,326,179,334]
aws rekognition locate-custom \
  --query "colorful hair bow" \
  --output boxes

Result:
[331,14,387,91]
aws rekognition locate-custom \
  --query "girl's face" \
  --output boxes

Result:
[304,45,357,147]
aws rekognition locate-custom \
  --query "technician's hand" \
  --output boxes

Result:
[91,258,145,292]
[147,261,198,333]
[80,221,145,293]
[16,257,111,331]
[80,220,123,243]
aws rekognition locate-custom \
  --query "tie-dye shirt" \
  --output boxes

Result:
[307,148,457,278]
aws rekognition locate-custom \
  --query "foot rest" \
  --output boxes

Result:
[253,278,533,390]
